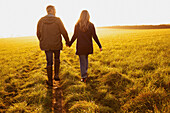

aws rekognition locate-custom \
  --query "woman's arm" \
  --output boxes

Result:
[69,25,78,47]
[91,24,102,49]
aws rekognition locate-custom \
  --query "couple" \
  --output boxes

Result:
[37,5,102,86]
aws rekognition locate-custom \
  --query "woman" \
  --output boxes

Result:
[69,10,102,82]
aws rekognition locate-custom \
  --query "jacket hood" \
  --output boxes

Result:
[42,15,57,24]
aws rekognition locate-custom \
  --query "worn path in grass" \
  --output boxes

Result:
[51,71,65,113]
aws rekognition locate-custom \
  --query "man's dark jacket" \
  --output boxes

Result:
[37,15,69,50]
[69,23,102,55]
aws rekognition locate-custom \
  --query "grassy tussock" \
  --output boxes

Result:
[122,88,168,112]
[0,29,170,112]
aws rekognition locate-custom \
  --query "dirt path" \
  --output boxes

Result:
[52,81,65,113]
[51,79,65,113]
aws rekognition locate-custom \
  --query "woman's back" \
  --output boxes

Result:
[69,10,102,55]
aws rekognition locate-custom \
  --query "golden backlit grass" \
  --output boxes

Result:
[0,28,170,112]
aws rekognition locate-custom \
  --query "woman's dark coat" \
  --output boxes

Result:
[69,23,102,55]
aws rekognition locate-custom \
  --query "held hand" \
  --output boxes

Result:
[66,44,69,47]
[66,42,71,47]
[100,48,102,51]
[66,42,70,47]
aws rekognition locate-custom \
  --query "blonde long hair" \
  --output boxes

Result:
[77,10,90,32]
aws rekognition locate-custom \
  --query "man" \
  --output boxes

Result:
[37,5,69,86]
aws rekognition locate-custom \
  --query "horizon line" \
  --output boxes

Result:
[1,24,170,38]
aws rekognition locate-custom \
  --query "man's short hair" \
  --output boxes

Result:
[46,5,55,14]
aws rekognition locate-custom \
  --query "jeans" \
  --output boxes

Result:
[79,55,88,78]
[45,50,60,66]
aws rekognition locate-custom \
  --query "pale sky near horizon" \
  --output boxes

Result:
[0,0,170,38]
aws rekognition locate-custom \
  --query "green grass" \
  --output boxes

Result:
[0,28,170,112]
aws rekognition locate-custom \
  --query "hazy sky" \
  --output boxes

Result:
[0,0,170,38]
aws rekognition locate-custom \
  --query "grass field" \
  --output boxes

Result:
[0,28,170,112]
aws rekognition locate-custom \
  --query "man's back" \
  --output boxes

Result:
[37,15,69,51]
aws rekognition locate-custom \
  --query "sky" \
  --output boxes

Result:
[0,0,170,38]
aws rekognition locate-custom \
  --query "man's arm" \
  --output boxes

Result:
[58,18,69,45]
[36,19,42,40]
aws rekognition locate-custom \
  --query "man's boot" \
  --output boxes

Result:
[54,59,60,81]
[46,66,53,86]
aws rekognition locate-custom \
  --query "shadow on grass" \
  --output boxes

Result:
[42,88,53,112]
[52,86,63,113]
[42,81,64,113]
